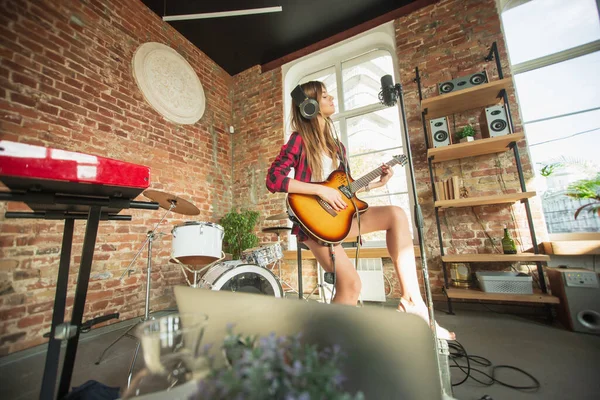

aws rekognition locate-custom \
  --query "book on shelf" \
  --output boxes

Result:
[451,176,460,199]
[436,176,461,201]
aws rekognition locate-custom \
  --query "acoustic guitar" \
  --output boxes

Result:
[287,154,408,244]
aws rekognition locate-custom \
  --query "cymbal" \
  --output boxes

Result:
[262,226,292,234]
[266,212,289,221]
[143,190,200,216]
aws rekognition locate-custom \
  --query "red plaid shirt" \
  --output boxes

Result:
[266,132,347,241]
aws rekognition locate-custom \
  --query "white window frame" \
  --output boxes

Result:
[499,0,600,238]
[282,22,418,247]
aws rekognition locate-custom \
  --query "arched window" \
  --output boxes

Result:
[283,23,416,246]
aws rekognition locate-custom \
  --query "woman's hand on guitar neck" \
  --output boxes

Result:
[316,185,347,212]
[370,164,394,190]
[379,164,393,185]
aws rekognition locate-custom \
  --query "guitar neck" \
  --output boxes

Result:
[349,157,405,193]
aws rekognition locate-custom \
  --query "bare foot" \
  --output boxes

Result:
[397,297,456,341]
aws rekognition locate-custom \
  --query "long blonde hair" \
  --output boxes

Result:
[290,81,339,180]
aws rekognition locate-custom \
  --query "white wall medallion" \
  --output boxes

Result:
[132,42,205,124]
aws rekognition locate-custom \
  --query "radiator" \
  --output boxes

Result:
[317,258,386,303]
[353,258,387,302]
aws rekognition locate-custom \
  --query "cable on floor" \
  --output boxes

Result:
[448,340,540,391]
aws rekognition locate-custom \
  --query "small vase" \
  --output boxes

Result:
[459,136,474,143]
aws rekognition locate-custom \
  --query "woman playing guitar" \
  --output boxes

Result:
[266,81,455,340]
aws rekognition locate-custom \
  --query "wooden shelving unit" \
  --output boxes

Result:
[435,191,536,209]
[445,287,560,304]
[421,78,512,119]
[428,133,525,163]
[442,253,550,263]
[415,42,552,314]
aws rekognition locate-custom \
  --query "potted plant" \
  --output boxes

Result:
[566,173,600,219]
[539,159,599,219]
[193,327,364,399]
[456,125,476,143]
[219,209,260,259]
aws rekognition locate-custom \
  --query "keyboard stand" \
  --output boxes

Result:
[0,191,158,400]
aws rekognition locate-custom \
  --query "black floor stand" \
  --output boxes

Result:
[382,77,453,396]
[0,191,158,400]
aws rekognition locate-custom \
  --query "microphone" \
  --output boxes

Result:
[379,74,398,106]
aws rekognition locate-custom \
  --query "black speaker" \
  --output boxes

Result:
[547,268,600,335]
[291,85,319,119]
[438,71,488,95]
[429,117,451,148]
[482,105,510,138]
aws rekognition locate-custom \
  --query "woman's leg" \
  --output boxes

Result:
[347,206,419,302]
[303,238,361,306]
[347,206,455,339]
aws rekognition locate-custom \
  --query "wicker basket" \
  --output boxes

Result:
[476,271,533,294]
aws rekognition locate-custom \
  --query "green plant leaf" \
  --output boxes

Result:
[566,173,600,200]
[456,124,475,139]
[564,172,600,219]
[540,162,563,177]
[220,208,260,259]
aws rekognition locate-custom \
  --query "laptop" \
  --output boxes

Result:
[174,286,444,400]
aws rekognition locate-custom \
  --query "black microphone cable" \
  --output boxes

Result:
[330,120,363,305]
[448,340,540,392]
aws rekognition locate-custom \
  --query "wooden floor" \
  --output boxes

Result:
[1,301,599,400]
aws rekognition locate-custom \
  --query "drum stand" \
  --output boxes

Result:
[306,263,334,303]
[94,202,175,387]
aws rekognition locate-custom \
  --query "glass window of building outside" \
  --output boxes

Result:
[501,0,600,234]
[296,49,414,245]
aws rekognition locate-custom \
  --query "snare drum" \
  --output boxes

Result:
[198,261,283,298]
[172,221,224,265]
[240,243,283,268]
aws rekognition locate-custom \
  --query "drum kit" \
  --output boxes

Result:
[96,189,294,385]
[172,211,290,300]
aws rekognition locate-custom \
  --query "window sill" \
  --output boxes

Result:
[282,245,421,260]
[541,234,600,255]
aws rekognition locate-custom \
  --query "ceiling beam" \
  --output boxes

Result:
[260,0,439,74]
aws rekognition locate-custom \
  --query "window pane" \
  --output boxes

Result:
[347,108,403,151]
[346,110,406,194]
[526,109,600,233]
[359,194,412,244]
[513,52,600,122]
[345,109,413,242]
[502,0,600,65]
[350,150,408,193]
[342,50,393,111]
[299,66,339,113]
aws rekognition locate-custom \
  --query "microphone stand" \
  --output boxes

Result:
[382,80,451,396]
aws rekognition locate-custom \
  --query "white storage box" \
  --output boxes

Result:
[476,271,533,294]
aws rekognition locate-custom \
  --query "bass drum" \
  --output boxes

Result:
[197,261,283,298]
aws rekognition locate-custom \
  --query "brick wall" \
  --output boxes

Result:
[231,66,285,230]
[393,0,547,286]
[0,0,233,355]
